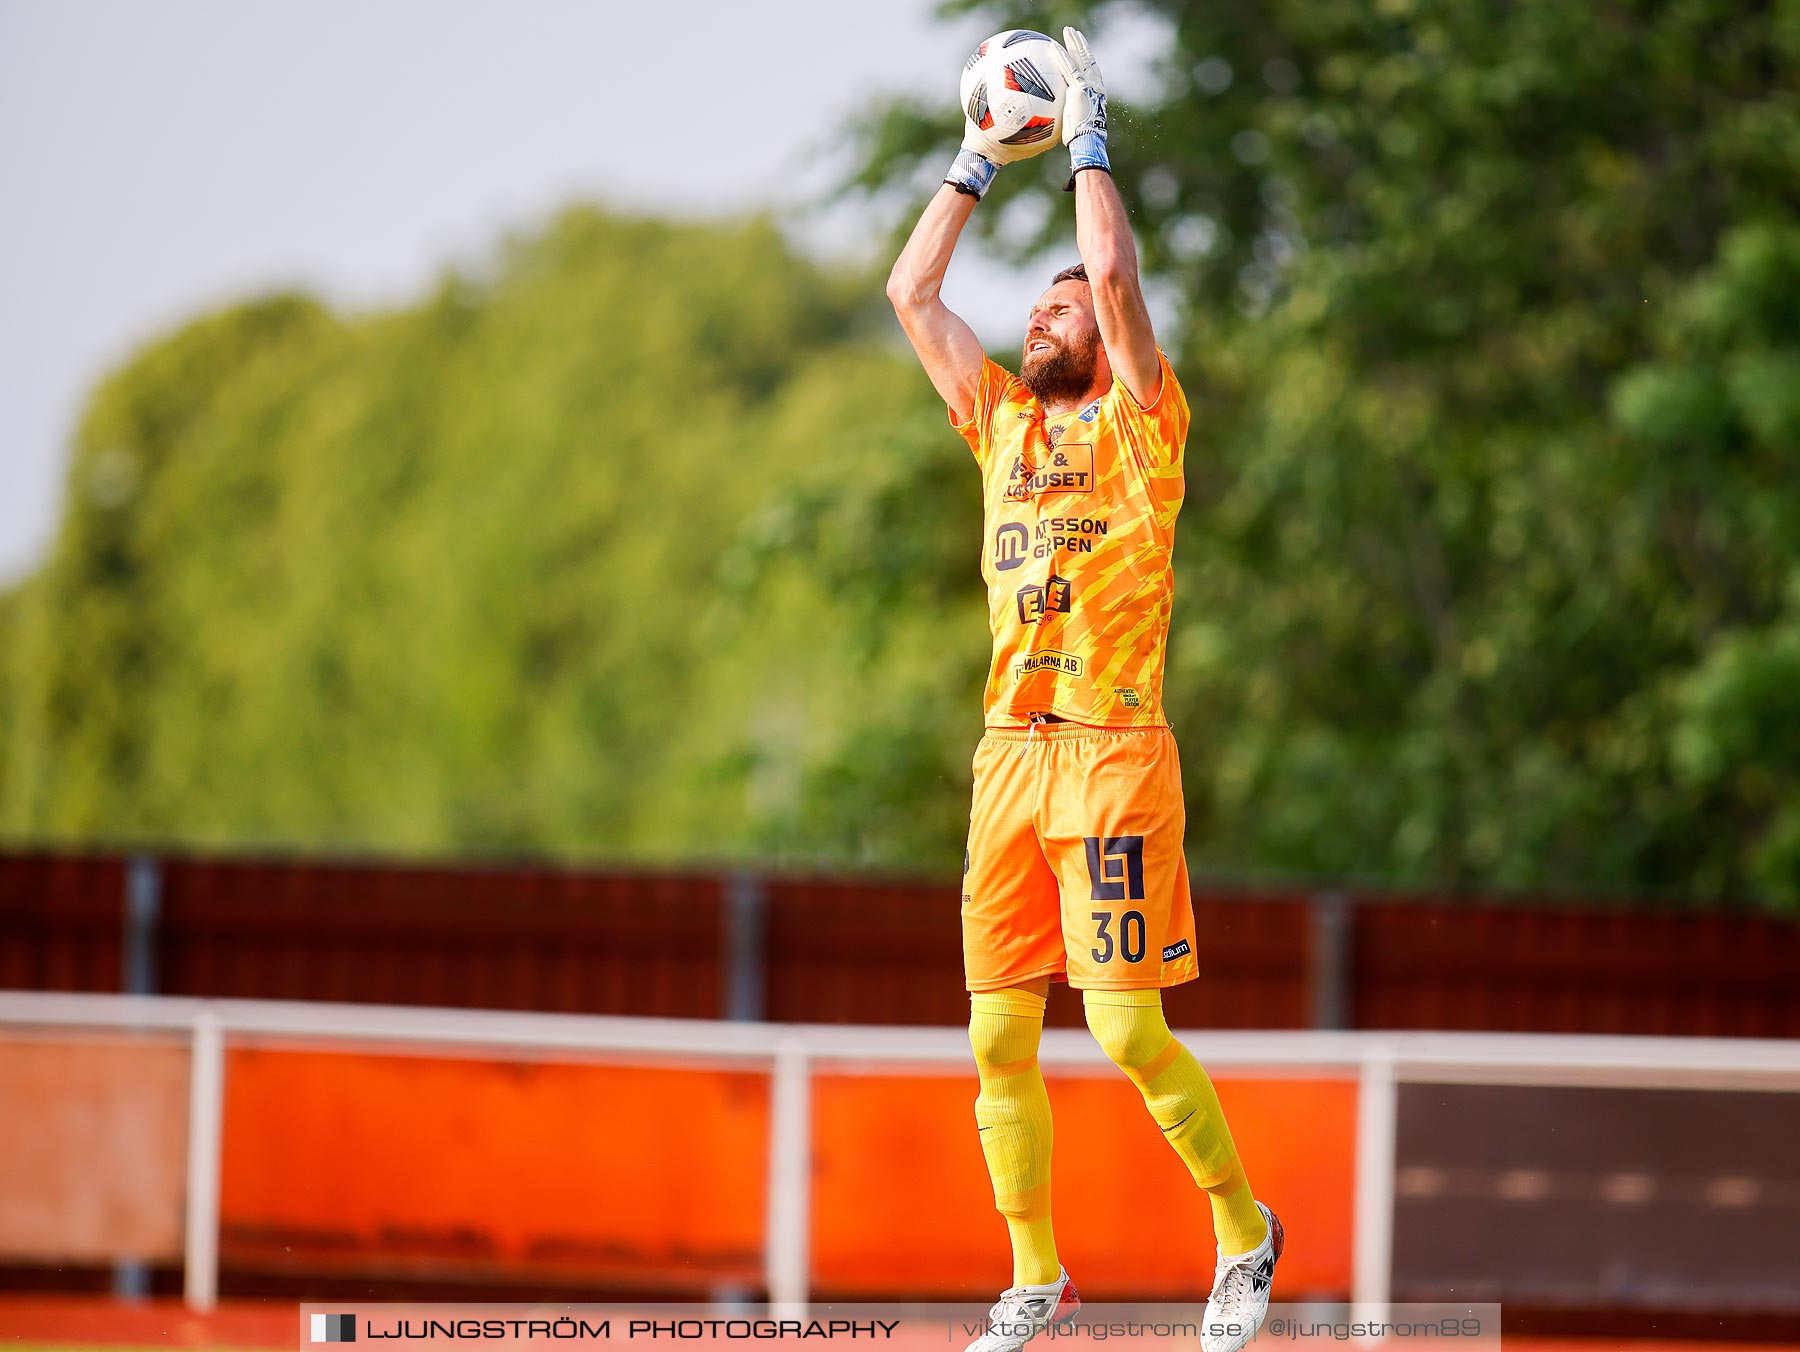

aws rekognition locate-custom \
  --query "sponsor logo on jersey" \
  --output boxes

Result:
[1015,574,1074,624]
[1035,515,1108,558]
[1114,686,1141,708]
[1005,444,1093,500]
[1011,649,1084,680]
[1162,938,1191,962]
[993,521,1029,572]
[1078,399,1101,423]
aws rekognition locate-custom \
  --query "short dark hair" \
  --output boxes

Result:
[1050,263,1088,286]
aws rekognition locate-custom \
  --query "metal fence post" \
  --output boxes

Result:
[723,872,767,1022]
[1309,888,1351,1030]
[184,1007,225,1312]
[1352,1045,1398,1324]
[765,1040,812,1311]
[114,854,162,1300]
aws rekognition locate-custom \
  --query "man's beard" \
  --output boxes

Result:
[1021,330,1100,405]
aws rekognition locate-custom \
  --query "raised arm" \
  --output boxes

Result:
[1056,27,1162,407]
[1074,171,1162,406]
[886,185,987,424]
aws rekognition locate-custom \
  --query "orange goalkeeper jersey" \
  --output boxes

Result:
[952,350,1188,728]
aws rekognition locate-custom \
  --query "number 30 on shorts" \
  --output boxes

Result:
[1090,908,1146,963]
[1085,834,1146,964]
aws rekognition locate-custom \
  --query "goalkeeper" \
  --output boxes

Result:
[885,28,1282,1352]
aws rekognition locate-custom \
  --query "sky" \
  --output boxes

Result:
[0,0,1181,585]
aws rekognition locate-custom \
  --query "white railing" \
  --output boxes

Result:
[5,991,1799,1315]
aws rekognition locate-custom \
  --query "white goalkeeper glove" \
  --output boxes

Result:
[1052,26,1109,190]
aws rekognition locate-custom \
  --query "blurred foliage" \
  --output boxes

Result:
[844,0,1800,907]
[0,211,980,870]
[5,0,1800,908]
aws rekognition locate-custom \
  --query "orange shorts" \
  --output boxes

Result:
[962,722,1200,993]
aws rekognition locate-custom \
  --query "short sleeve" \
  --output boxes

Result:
[1106,350,1190,470]
[950,358,1026,467]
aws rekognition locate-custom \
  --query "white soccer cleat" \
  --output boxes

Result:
[1200,1202,1284,1352]
[964,1267,1082,1352]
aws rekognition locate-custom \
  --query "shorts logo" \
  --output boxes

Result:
[1011,650,1083,681]
[993,522,1029,572]
[1162,938,1191,962]
[1016,574,1073,624]
[1085,835,1146,901]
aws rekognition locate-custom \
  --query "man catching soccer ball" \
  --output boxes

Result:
[885,27,1283,1352]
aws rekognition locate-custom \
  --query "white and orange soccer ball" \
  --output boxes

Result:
[959,29,1068,164]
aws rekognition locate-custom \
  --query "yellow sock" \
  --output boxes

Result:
[970,981,1059,1286]
[1083,989,1268,1256]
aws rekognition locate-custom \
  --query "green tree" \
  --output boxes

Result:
[9,1,1800,907]
[0,210,980,867]
[850,0,1800,906]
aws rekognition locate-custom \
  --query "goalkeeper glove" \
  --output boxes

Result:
[1052,26,1109,190]
[945,142,1001,200]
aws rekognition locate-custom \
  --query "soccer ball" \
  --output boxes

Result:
[959,30,1068,164]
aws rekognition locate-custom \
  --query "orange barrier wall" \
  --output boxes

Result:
[218,1048,770,1289]
[810,1070,1353,1297]
[216,1046,1354,1297]
[0,1033,189,1262]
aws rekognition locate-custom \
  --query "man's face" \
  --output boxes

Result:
[1021,280,1104,405]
